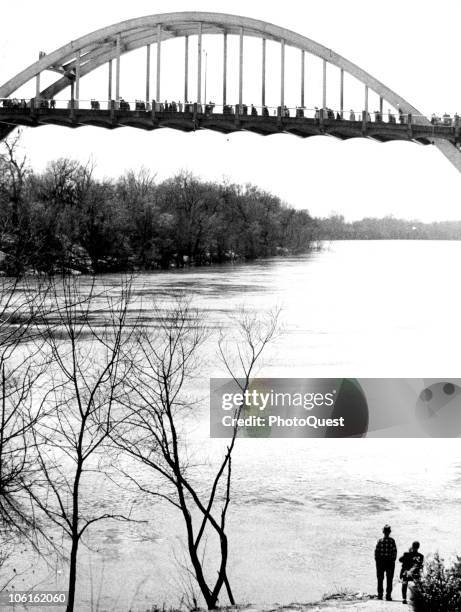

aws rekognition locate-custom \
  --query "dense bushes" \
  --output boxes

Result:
[0,143,317,275]
[412,554,461,612]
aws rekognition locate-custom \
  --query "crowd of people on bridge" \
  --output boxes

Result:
[2,97,57,110]
[2,95,459,127]
[431,112,459,126]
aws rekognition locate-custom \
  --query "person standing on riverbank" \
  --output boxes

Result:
[399,541,424,604]
[375,524,398,601]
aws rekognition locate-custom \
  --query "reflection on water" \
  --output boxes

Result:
[13,241,461,610]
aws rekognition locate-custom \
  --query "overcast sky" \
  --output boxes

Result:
[2,0,461,221]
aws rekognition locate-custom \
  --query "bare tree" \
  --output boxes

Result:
[26,276,136,612]
[0,276,56,589]
[0,132,28,220]
[111,299,278,610]
[0,132,32,275]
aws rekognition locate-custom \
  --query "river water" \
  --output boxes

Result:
[9,241,461,611]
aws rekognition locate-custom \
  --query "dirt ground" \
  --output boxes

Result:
[271,602,406,611]
[235,594,412,612]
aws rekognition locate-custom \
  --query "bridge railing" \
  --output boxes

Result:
[1,97,459,127]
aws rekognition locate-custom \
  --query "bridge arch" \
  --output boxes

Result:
[1,11,460,171]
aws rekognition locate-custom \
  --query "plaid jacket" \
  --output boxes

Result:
[375,536,397,562]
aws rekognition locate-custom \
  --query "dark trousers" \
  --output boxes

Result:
[402,580,409,601]
[376,560,395,597]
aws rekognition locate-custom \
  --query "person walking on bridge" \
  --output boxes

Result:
[375,524,397,601]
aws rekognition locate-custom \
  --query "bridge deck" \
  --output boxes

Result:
[0,108,458,146]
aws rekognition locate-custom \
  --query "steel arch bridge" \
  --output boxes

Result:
[1,11,460,172]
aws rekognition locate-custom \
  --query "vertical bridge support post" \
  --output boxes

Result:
[75,50,81,109]
[156,25,162,103]
[35,53,41,105]
[239,27,243,111]
[340,68,344,118]
[280,39,285,110]
[197,23,202,105]
[115,34,121,106]
[108,59,112,106]
[222,32,227,107]
[184,35,189,103]
[70,82,75,114]
[407,112,413,138]
[301,50,305,109]
[322,59,327,109]
[145,44,151,106]
[261,37,266,108]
